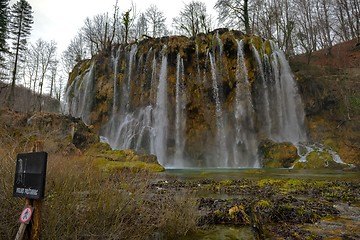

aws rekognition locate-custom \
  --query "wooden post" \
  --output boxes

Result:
[16,140,44,240]
[29,140,44,240]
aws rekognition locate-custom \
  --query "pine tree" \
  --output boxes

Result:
[0,0,9,70]
[7,0,33,107]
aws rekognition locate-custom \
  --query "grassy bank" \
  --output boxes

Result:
[0,150,198,239]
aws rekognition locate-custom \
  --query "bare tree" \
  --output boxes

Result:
[134,13,148,39]
[294,0,318,62]
[172,1,211,37]
[62,33,87,74]
[145,5,166,38]
[314,0,334,51]
[215,0,251,35]
[81,1,120,55]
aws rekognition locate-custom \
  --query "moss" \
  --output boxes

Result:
[94,158,165,172]
[257,178,282,187]
[294,151,333,169]
[263,40,272,56]
[250,35,263,52]
[256,199,271,208]
[219,180,234,186]
[260,140,299,168]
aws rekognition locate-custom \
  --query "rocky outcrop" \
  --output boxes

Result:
[0,108,164,172]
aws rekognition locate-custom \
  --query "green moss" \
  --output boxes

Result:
[257,178,282,187]
[251,35,263,52]
[219,180,234,186]
[293,151,333,169]
[260,141,299,168]
[256,199,271,208]
[94,158,165,172]
[263,40,272,56]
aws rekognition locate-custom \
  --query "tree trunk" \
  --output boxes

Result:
[8,12,23,108]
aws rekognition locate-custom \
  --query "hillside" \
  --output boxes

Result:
[0,81,61,112]
[291,39,360,165]
[293,39,360,68]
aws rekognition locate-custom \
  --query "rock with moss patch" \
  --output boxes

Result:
[259,140,299,168]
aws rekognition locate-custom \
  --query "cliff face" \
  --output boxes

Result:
[65,30,310,168]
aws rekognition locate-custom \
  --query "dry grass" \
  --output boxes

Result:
[0,143,198,239]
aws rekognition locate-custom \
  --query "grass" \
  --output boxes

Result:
[0,147,198,239]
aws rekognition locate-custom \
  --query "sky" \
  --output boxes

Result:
[10,0,218,56]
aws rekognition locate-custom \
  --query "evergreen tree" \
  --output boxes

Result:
[7,0,33,107]
[0,0,9,70]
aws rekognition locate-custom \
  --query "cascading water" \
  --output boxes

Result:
[64,62,95,125]
[173,54,187,167]
[65,33,308,169]
[271,48,307,142]
[152,47,169,166]
[209,52,228,167]
[252,45,272,137]
[233,40,259,167]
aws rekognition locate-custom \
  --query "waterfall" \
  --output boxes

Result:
[234,40,260,167]
[64,62,95,125]
[252,45,272,138]
[173,54,187,166]
[124,44,138,112]
[152,48,168,166]
[271,48,307,142]
[65,33,308,169]
[209,52,228,167]
[112,46,121,114]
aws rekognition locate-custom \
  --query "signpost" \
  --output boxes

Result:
[13,152,47,200]
[14,148,47,240]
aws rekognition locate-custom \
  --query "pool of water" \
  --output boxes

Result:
[159,168,359,181]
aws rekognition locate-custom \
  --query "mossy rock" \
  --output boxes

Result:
[87,144,164,172]
[293,151,344,170]
[259,140,299,168]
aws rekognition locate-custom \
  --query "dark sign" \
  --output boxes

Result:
[13,152,48,200]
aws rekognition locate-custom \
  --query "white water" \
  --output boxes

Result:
[209,52,228,167]
[152,48,168,166]
[234,40,260,167]
[64,62,95,125]
[252,45,272,137]
[272,48,307,142]
[173,54,187,166]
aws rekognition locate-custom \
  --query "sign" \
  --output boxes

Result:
[19,207,33,224]
[13,152,48,200]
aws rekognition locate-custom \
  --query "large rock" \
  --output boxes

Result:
[259,140,299,168]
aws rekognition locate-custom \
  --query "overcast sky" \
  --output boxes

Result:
[10,0,218,55]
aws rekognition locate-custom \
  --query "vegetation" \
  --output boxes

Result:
[0,136,197,239]
[7,0,33,108]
